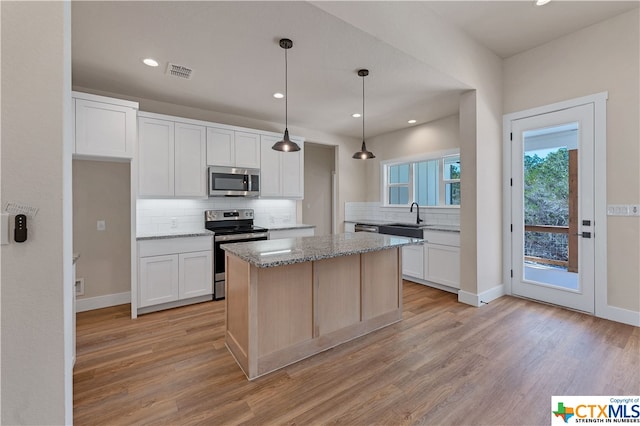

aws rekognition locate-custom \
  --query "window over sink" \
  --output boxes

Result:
[382,150,460,207]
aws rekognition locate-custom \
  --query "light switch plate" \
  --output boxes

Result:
[607,205,629,216]
[97,220,106,231]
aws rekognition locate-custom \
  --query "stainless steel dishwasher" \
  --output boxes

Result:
[354,223,379,233]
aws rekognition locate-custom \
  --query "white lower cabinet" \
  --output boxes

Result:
[139,254,180,307]
[401,230,460,290]
[402,245,425,280]
[423,230,460,289]
[138,236,213,309]
[424,243,460,289]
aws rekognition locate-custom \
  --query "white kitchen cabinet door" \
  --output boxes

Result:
[175,123,206,197]
[260,135,304,198]
[234,132,261,169]
[260,135,282,197]
[74,98,136,159]
[179,251,213,299]
[402,245,425,280]
[344,223,356,233]
[281,139,304,198]
[206,127,235,167]
[139,254,180,307]
[138,117,175,197]
[424,244,460,289]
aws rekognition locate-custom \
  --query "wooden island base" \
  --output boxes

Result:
[225,248,402,380]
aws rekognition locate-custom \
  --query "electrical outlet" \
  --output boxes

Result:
[97,220,106,231]
[75,278,85,296]
[171,217,178,228]
[630,205,640,216]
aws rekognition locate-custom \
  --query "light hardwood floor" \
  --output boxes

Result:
[74,282,639,425]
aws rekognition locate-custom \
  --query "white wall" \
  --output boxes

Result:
[503,9,640,313]
[74,160,131,299]
[315,2,505,300]
[1,2,73,424]
[364,114,460,202]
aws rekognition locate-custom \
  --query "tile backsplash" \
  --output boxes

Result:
[345,202,460,226]
[137,198,297,235]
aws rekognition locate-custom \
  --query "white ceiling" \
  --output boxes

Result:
[71,1,638,140]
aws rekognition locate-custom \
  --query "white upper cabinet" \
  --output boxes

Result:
[174,123,206,197]
[206,128,234,167]
[234,132,260,169]
[73,92,138,160]
[260,135,304,199]
[138,117,175,197]
[138,114,207,198]
[207,128,260,169]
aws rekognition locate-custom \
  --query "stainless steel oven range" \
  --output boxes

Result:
[204,209,268,300]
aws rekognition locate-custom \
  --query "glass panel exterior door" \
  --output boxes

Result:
[511,103,594,313]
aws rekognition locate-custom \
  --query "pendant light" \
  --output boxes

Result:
[352,69,375,160]
[272,38,300,152]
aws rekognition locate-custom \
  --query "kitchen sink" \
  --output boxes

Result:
[386,223,423,229]
[378,224,423,239]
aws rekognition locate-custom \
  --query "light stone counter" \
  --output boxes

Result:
[136,230,214,240]
[221,232,423,268]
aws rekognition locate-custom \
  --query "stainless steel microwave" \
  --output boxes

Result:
[208,166,260,197]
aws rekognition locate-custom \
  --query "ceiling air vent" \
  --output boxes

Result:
[166,63,193,80]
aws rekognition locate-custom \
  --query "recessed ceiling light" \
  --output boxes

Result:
[273,92,284,99]
[408,119,417,124]
[142,58,159,67]
[535,0,551,5]
[352,113,361,118]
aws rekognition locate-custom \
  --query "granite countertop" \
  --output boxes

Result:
[257,223,316,231]
[136,230,214,241]
[346,219,460,233]
[222,232,423,268]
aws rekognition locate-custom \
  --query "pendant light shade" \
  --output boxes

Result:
[352,69,375,160]
[272,38,300,152]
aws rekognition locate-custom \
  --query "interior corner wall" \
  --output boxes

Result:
[73,160,131,299]
[503,9,640,312]
[458,91,479,296]
[364,114,461,202]
[1,1,71,424]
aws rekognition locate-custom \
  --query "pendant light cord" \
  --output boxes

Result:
[285,46,288,129]
[362,73,365,142]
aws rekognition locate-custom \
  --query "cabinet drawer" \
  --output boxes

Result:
[138,236,213,257]
[423,230,460,247]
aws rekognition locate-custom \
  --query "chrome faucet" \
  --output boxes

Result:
[410,202,423,225]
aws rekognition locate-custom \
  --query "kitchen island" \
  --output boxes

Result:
[222,232,422,380]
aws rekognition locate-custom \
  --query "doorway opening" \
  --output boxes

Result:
[303,143,336,236]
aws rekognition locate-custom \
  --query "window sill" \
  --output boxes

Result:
[381,204,460,209]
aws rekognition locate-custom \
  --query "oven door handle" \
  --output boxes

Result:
[215,232,269,242]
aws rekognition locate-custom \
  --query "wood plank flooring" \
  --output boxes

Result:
[74,282,639,425]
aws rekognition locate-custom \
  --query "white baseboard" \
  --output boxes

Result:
[458,284,505,307]
[76,291,131,312]
[597,304,640,327]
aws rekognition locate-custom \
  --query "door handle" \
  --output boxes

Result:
[573,232,592,238]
